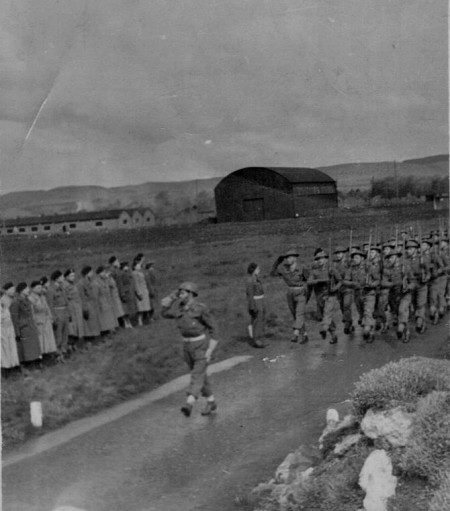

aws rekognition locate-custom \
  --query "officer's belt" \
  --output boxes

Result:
[182,334,206,342]
[253,295,265,300]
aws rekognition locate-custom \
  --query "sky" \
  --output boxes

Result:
[0,0,448,193]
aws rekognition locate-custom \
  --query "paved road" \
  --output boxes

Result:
[3,322,448,511]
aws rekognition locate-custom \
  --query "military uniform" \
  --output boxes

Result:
[47,281,70,354]
[161,291,218,403]
[273,251,309,342]
[404,243,430,333]
[245,273,266,347]
[428,245,446,322]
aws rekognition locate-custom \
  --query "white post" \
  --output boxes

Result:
[30,401,43,428]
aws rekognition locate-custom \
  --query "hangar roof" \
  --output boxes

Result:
[233,167,336,184]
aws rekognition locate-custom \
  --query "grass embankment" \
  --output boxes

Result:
[1,205,447,450]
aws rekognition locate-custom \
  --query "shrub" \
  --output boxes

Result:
[350,357,450,416]
[401,391,450,484]
[429,471,450,511]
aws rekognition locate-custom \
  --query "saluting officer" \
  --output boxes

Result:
[161,282,219,417]
[271,248,310,344]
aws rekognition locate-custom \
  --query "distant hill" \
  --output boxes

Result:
[0,155,447,218]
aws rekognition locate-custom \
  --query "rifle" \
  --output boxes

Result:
[365,229,372,286]
[401,235,408,293]
[349,227,353,255]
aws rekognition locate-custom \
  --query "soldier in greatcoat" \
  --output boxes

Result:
[1,283,21,373]
[10,282,42,366]
[93,266,119,335]
[132,258,151,326]
[116,261,138,328]
[63,269,85,350]
[161,282,219,417]
[47,270,70,355]
[77,266,101,339]
[28,280,58,358]
[144,261,159,321]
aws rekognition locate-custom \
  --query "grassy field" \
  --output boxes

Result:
[1,204,447,450]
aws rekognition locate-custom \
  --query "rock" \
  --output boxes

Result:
[334,433,363,455]
[359,449,397,511]
[326,408,339,426]
[361,407,414,447]
[319,413,358,450]
[274,447,313,484]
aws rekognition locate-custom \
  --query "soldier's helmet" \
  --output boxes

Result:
[178,281,199,296]
[283,247,299,258]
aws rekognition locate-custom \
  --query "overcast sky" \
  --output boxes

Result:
[0,0,448,193]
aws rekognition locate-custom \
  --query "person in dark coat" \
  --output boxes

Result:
[10,282,42,367]
[144,261,159,321]
[116,261,138,328]
[77,266,101,339]
[63,268,85,350]
[108,256,125,327]
[47,270,70,356]
[94,266,118,334]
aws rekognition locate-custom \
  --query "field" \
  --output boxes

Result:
[1,204,448,450]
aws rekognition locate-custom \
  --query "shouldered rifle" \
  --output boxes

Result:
[365,229,372,286]
[401,237,408,293]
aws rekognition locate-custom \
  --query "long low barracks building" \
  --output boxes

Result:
[0,209,156,236]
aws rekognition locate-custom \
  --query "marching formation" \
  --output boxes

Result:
[262,224,450,347]
[0,255,159,373]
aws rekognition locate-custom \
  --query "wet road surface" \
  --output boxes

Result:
[3,323,448,511]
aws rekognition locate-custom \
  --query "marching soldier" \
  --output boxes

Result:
[161,282,219,417]
[428,238,446,324]
[387,248,412,342]
[405,239,430,334]
[439,237,450,311]
[271,248,310,344]
[307,249,340,344]
[245,263,266,348]
[378,244,396,333]
[333,246,351,331]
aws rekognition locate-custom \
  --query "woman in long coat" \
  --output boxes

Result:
[106,264,124,324]
[28,281,58,356]
[93,266,118,333]
[77,266,101,338]
[63,269,85,345]
[116,261,138,328]
[9,282,42,365]
[132,259,151,326]
[1,283,21,371]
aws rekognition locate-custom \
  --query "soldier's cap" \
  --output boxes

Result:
[406,240,419,248]
[440,238,449,243]
[387,250,402,257]
[30,280,41,289]
[51,270,63,281]
[369,245,381,252]
[314,250,329,260]
[178,281,199,296]
[16,282,28,294]
[333,245,348,253]
[283,248,299,258]
[421,238,433,246]
[383,240,396,248]
[351,250,365,258]
[350,245,361,252]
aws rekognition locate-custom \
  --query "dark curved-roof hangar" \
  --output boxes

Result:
[229,167,336,184]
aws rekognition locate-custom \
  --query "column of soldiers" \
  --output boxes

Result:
[268,224,450,346]
[1,254,159,375]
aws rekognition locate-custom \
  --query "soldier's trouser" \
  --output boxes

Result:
[354,289,364,322]
[412,285,428,322]
[250,299,265,340]
[342,290,354,325]
[287,288,306,331]
[398,292,411,326]
[429,276,447,315]
[388,288,400,322]
[54,308,69,353]
[362,291,376,329]
[321,294,338,332]
[377,289,390,323]
[183,337,212,399]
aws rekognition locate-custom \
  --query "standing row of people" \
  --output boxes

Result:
[1,255,159,375]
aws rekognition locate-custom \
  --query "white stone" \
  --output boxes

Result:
[318,413,357,449]
[334,433,362,455]
[30,401,43,428]
[359,449,397,511]
[326,408,339,426]
[361,407,414,447]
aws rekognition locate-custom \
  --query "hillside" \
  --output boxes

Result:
[0,155,447,218]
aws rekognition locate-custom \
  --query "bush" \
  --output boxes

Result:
[350,357,450,416]
[429,471,450,511]
[401,391,450,484]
